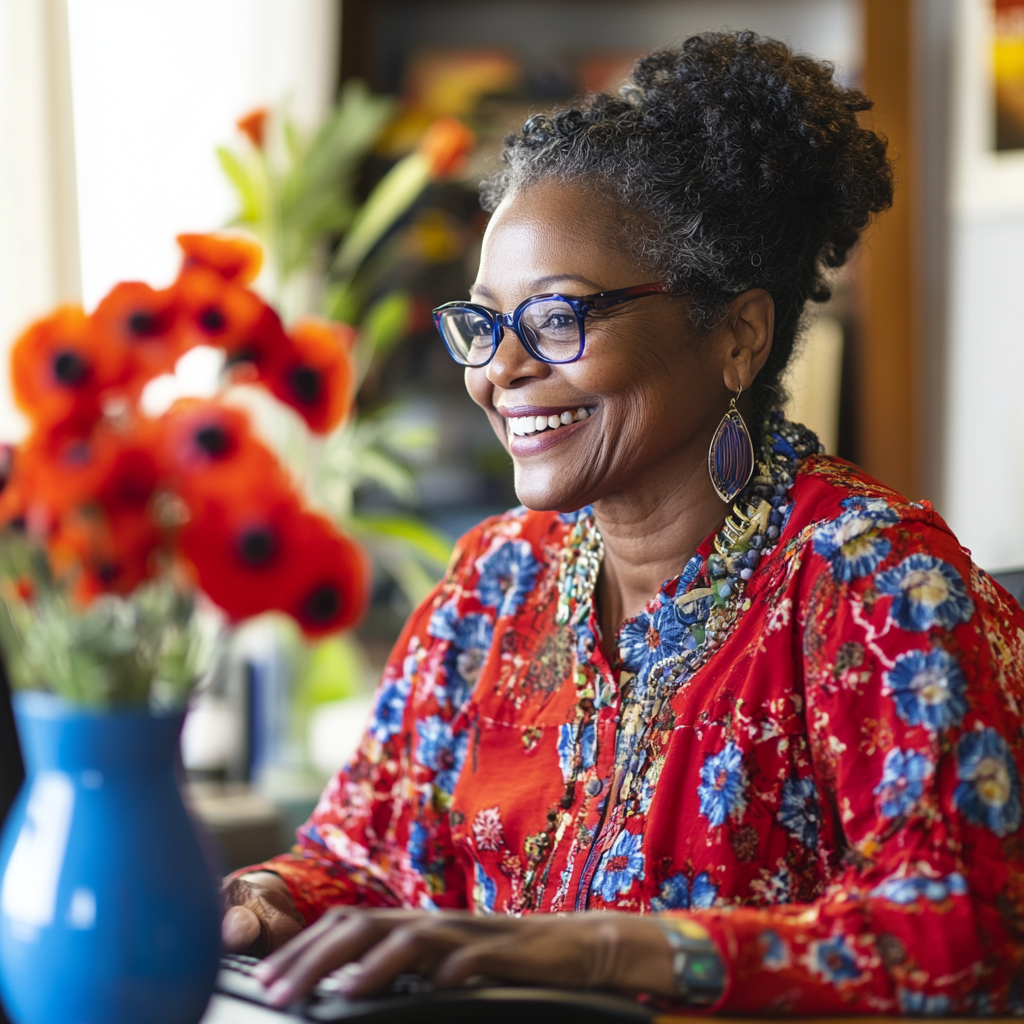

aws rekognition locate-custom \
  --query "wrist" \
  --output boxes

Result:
[653,916,726,1006]
[237,870,290,895]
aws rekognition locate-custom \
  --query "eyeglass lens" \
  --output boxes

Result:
[438,308,494,366]
[438,297,582,366]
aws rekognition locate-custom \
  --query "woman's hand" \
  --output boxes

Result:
[221,871,305,956]
[251,907,678,1006]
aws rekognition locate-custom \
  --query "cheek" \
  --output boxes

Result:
[464,367,491,410]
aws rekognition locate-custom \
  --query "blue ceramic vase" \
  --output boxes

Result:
[0,692,220,1024]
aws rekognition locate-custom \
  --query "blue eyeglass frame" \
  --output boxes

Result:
[432,280,670,367]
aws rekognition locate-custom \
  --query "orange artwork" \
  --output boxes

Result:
[995,0,1024,149]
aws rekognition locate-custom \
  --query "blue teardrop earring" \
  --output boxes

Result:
[708,386,754,503]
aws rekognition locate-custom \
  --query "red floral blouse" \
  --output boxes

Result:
[254,421,1024,1015]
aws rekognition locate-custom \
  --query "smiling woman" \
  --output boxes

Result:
[219,32,1024,1016]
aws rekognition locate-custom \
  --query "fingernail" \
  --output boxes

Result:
[268,979,294,1006]
[253,963,273,982]
[336,963,363,993]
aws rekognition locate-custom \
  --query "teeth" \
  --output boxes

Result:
[507,408,591,437]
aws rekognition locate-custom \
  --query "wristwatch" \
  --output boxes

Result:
[654,917,726,1006]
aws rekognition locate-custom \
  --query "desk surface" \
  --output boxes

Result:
[202,993,1024,1024]
[203,994,293,1022]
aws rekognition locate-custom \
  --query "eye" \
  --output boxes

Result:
[540,312,575,330]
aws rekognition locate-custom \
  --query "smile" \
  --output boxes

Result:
[506,407,590,437]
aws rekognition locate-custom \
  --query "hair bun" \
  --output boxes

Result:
[482,31,893,428]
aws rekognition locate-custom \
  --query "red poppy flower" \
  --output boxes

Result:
[176,233,263,286]
[94,423,163,519]
[178,488,308,621]
[10,305,126,431]
[221,303,291,379]
[158,398,287,507]
[4,422,162,541]
[174,265,267,357]
[419,117,475,179]
[236,108,268,150]
[265,318,356,434]
[49,506,161,604]
[91,281,184,385]
[4,429,103,535]
[285,512,370,637]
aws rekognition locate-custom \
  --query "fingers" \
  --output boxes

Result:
[257,910,390,1005]
[432,933,527,990]
[339,921,471,998]
[255,909,510,1006]
[220,875,304,958]
[222,905,263,953]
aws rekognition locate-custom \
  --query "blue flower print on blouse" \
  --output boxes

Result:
[870,872,968,905]
[760,930,789,970]
[618,598,695,683]
[408,820,428,875]
[556,721,596,780]
[876,554,974,633]
[475,540,540,618]
[810,935,861,984]
[898,990,951,1017]
[697,741,749,827]
[472,861,497,914]
[594,830,645,902]
[813,500,897,581]
[884,647,968,731]
[778,776,822,848]
[874,747,932,819]
[368,657,414,743]
[954,727,1023,837]
[415,715,469,796]
[650,871,718,912]
[428,601,494,710]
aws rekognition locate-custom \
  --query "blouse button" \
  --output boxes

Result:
[585,778,602,797]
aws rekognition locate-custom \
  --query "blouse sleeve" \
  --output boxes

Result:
[238,526,494,925]
[677,503,1024,1015]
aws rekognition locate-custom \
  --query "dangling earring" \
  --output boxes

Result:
[708,385,754,503]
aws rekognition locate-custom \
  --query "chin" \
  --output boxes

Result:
[512,467,590,515]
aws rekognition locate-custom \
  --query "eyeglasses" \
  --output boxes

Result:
[432,281,670,367]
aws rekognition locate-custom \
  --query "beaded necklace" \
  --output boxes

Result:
[518,412,821,909]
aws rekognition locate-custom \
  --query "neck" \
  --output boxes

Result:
[592,452,728,654]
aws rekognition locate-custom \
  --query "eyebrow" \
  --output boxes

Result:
[470,273,602,303]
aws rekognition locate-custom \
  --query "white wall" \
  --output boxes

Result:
[67,0,340,311]
[0,0,80,442]
[933,0,1024,570]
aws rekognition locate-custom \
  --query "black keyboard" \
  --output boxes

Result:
[217,955,655,1022]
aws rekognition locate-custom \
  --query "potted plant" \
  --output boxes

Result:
[0,233,368,1024]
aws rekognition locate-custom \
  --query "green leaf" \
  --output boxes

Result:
[276,82,396,285]
[363,291,411,361]
[215,146,266,226]
[348,514,452,605]
[298,635,364,705]
[348,513,452,568]
[331,153,430,285]
[324,282,362,324]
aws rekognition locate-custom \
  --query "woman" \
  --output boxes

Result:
[222,33,1024,1013]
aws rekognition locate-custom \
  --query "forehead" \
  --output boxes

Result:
[475,179,642,302]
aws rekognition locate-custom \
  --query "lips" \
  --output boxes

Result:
[506,407,590,437]
[498,405,595,455]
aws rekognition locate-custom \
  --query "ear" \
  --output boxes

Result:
[719,289,774,392]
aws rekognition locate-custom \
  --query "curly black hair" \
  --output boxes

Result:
[481,32,894,429]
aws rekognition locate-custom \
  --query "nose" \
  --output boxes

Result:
[485,323,548,389]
